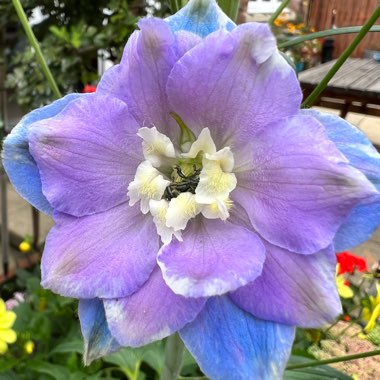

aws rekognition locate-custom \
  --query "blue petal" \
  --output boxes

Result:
[303,109,380,250]
[333,202,380,252]
[166,0,235,37]
[179,296,295,380]
[2,94,83,214]
[78,298,121,365]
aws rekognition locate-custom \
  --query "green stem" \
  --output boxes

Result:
[12,0,61,99]
[269,0,290,25]
[278,25,380,49]
[160,334,185,380]
[286,349,380,370]
[302,6,380,108]
[218,0,240,22]
[169,0,180,13]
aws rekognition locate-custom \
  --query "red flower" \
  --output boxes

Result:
[82,84,97,93]
[336,251,367,274]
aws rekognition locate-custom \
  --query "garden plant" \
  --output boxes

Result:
[1,0,380,379]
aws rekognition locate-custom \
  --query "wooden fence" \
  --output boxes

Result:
[308,0,380,58]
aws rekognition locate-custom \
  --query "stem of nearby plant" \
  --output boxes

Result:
[169,0,180,13]
[278,26,380,49]
[218,0,240,22]
[268,0,290,25]
[302,5,380,108]
[160,334,184,380]
[12,0,61,99]
[286,349,380,370]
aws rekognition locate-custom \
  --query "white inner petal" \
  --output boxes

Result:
[181,128,216,158]
[129,127,237,244]
[138,127,176,167]
[149,199,182,244]
[195,158,237,205]
[166,193,201,231]
[127,161,170,214]
[201,198,232,220]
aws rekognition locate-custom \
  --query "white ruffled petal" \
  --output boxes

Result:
[205,146,234,172]
[202,198,232,220]
[149,199,182,244]
[195,158,237,204]
[138,127,176,167]
[182,128,216,158]
[128,161,170,214]
[166,193,202,231]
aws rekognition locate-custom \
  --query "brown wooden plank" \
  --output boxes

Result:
[329,59,376,88]
[349,61,380,90]
[328,59,371,86]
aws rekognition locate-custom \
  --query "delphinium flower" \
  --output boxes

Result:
[3,0,380,378]
[0,299,17,354]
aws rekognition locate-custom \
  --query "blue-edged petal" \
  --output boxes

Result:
[28,94,141,217]
[2,93,83,214]
[104,267,206,347]
[166,0,235,37]
[233,114,378,254]
[303,109,380,250]
[231,243,341,327]
[180,296,295,380]
[41,203,158,299]
[79,298,120,365]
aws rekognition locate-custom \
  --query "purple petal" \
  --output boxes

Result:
[174,30,202,57]
[98,18,179,136]
[29,94,141,217]
[180,296,295,380]
[79,298,120,365]
[302,109,380,251]
[157,219,265,297]
[104,267,206,347]
[233,114,378,254]
[2,93,83,215]
[166,23,301,148]
[231,243,342,327]
[41,204,158,299]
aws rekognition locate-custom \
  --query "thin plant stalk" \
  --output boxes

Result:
[218,0,240,22]
[160,334,184,380]
[302,5,380,108]
[269,0,290,25]
[12,0,61,99]
[278,26,380,49]
[286,349,380,370]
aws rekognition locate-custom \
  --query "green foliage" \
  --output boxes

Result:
[0,267,205,379]
[285,356,352,380]
[2,0,170,112]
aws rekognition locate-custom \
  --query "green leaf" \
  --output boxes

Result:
[285,356,352,380]
[49,340,83,355]
[28,361,71,380]
[104,347,144,377]
[141,341,166,373]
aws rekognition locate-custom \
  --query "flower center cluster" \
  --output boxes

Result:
[128,125,237,244]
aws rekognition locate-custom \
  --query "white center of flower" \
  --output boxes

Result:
[127,127,237,244]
